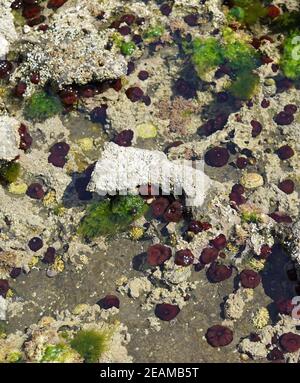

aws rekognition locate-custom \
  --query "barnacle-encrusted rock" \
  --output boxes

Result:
[0,116,20,161]
[252,307,270,329]
[1,304,132,363]
[224,288,254,320]
[240,173,264,189]
[238,315,300,362]
[12,0,127,89]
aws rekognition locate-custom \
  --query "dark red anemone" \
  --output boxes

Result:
[160,3,172,16]
[274,111,294,126]
[28,237,43,252]
[175,249,194,267]
[207,263,232,283]
[0,60,13,79]
[183,14,198,26]
[0,280,9,298]
[232,184,245,194]
[50,142,70,156]
[90,105,107,124]
[26,183,45,200]
[267,348,285,361]
[200,247,219,265]
[125,87,144,102]
[269,212,292,224]
[205,147,230,167]
[259,244,272,259]
[97,295,120,310]
[279,333,300,353]
[211,234,227,250]
[147,244,172,266]
[163,201,183,222]
[59,87,78,106]
[276,145,294,160]
[19,123,32,151]
[150,197,170,218]
[240,269,261,288]
[205,325,233,347]
[174,78,196,99]
[42,247,56,264]
[48,141,70,168]
[284,104,297,115]
[114,129,134,147]
[229,191,246,206]
[188,220,211,234]
[236,157,248,169]
[155,303,180,321]
[10,268,22,279]
[275,299,294,315]
[22,4,42,19]
[251,120,263,137]
[278,180,294,194]
[14,81,27,97]
[47,0,68,9]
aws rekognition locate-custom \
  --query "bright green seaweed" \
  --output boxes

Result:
[78,195,148,239]
[281,31,300,80]
[70,330,110,363]
[24,91,63,122]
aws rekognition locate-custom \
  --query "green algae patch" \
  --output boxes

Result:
[41,343,79,362]
[241,210,262,224]
[70,330,110,363]
[222,41,259,73]
[281,31,300,80]
[24,91,63,122]
[187,31,260,99]
[0,161,20,184]
[229,0,268,25]
[78,195,148,239]
[191,37,223,78]
[120,41,136,56]
[228,71,260,100]
[144,25,164,41]
[6,351,23,363]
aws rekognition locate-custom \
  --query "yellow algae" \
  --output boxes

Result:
[136,123,157,139]
[252,308,270,329]
[52,256,65,273]
[28,256,39,268]
[77,137,94,152]
[247,258,266,272]
[43,191,57,207]
[129,226,144,240]
[8,182,27,195]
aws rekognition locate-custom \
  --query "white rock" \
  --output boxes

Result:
[88,143,212,207]
[0,35,9,60]
[0,115,20,161]
[0,0,18,59]
[0,296,8,321]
